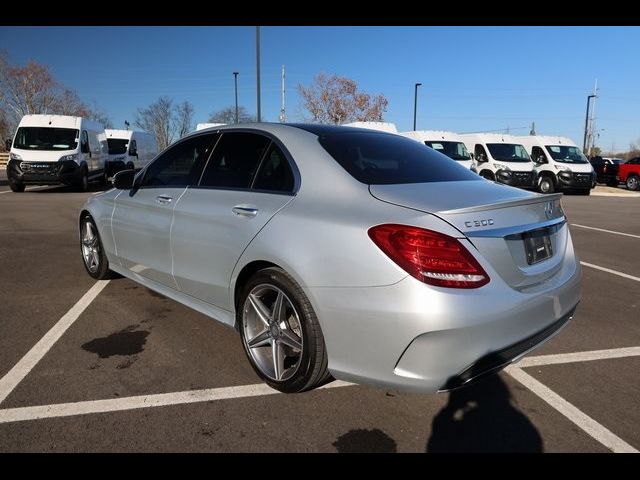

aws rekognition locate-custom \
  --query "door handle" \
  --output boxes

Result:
[232,205,258,217]
[156,195,173,205]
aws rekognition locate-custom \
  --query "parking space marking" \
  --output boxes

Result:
[516,346,640,368]
[506,366,638,453]
[0,380,354,424]
[0,280,110,405]
[580,261,640,283]
[572,224,640,239]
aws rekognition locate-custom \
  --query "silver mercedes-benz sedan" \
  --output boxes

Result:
[79,123,581,393]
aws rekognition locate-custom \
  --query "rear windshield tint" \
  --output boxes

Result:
[318,132,480,185]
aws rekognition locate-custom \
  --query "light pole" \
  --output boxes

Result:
[233,72,239,124]
[413,83,422,131]
[256,26,261,122]
[583,94,596,153]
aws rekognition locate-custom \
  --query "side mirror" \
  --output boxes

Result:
[81,141,90,154]
[478,153,487,163]
[5,138,12,151]
[129,146,138,157]
[470,152,475,160]
[113,169,136,190]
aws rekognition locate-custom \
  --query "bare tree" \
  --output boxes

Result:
[297,73,388,124]
[175,101,195,138]
[0,52,110,134]
[86,102,114,129]
[134,96,174,150]
[208,106,256,124]
[0,108,10,150]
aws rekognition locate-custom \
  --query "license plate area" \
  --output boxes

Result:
[523,227,553,265]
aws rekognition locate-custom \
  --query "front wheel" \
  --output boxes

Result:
[9,182,25,192]
[626,175,639,191]
[80,214,115,279]
[238,267,331,393]
[538,176,555,194]
[77,167,89,192]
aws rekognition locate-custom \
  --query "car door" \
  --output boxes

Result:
[171,132,297,311]
[111,133,216,288]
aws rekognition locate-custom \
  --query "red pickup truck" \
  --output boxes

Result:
[618,157,640,191]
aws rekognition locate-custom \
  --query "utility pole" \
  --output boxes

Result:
[413,83,422,131]
[256,26,261,122]
[233,72,239,124]
[583,94,596,154]
[530,121,536,136]
[279,65,286,123]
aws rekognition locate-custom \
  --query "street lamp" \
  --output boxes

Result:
[413,83,422,131]
[583,94,596,153]
[233,72,239,124]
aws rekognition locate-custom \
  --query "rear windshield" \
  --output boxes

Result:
[107,138,129,155]
[318,132,480,185]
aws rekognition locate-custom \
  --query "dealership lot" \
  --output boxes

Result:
[0,179,638,452]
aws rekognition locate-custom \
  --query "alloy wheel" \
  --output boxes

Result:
[242,284,304,382]
[81,220,100,273]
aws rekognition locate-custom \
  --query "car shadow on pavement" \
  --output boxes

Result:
[426,374,542,452]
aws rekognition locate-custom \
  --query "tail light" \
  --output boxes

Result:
[368,224,490,289]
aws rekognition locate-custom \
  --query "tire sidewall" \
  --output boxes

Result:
[238,268,321,393]
[627,176,639,191]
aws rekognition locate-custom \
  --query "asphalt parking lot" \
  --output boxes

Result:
[0,175,638,452]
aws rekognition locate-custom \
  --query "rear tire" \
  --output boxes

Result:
[10,182,25,192]
[80,214,116,280]
[626,175,639,191]
[238,267,331,393]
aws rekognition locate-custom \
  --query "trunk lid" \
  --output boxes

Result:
[369,180,567,289]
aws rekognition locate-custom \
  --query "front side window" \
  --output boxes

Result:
[199,132,270,188]
[545,145,588,164]
[252,144,294,192]
[486,143,531,162]
[141,134,216,188]
[424,141,470,161]
[14,127,79,151]
[532,146,547,163]
[474,144,488,161]
[318,132,480,185]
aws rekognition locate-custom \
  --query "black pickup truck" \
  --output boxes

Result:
[589,156,623,186]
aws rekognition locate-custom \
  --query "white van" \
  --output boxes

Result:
[400,130,473,169]
[459,133,536,189]
[517,135,596,195]
[104,129,158,177]
[342,121,399,134]
[195,123,226,131]
[6,115,108,192]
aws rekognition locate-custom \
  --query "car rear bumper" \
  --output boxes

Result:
[7,159,82,185]
[307,244,581,393]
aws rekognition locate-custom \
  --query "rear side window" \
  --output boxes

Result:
[142,134,216,188]
[199,132,270,188]
[252,144,294,193]
[318,132,479,185]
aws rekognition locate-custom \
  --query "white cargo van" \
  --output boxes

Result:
[342,121,399,134]
[104,129,158,177]
[400,130,473,169]
[517,135,596,195]
[195,123,226,131]
[7,115,108,192]
[460,133,536,189]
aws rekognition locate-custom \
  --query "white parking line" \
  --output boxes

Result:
[506,366,638,453]
[516,346,640,368]
[0,280,110,405]
[572,224,640,239]
[0,380,354,424]
[580,261,640,283]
